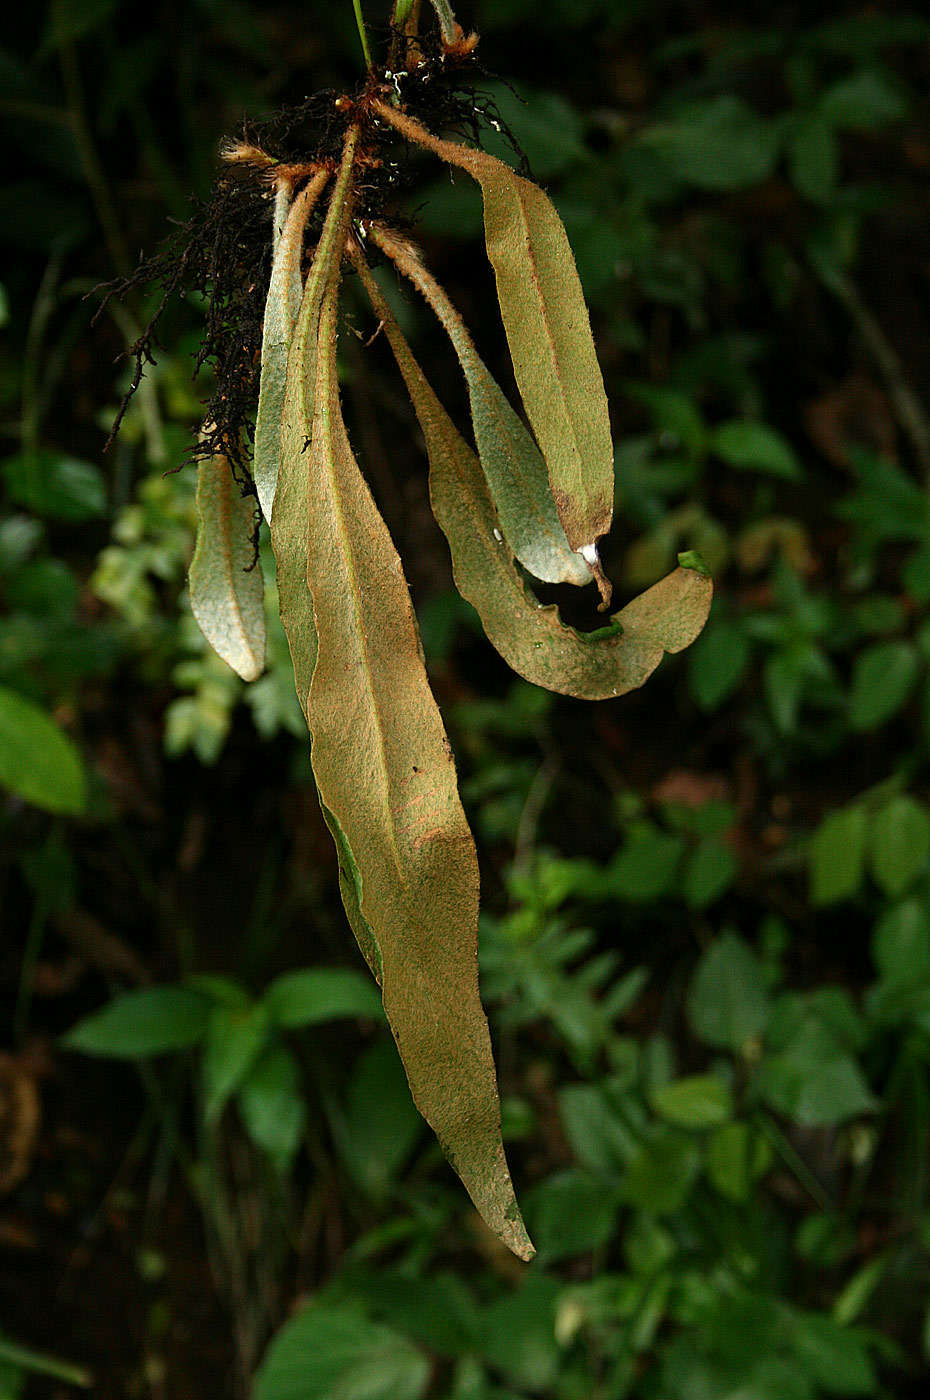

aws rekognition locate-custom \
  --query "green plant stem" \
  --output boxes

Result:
[21,248,64,468]
[352,0,373,70]
[14,828,60,1044]
[759,1111,832,1211]
[427,0,459,44]
[60,36,166,466]
[0,1337,92,1389]
[810,250,930,487]
[59,37,129,278]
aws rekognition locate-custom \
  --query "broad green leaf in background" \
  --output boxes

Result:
[475,82,588,178]
[42,0,116,51]
[687,618,752,710]
[819,68,906,129]
[558,1080,639,1176]
[619,1129,702,1214]
[632,95,780,191]
[709,420,802,479]
[254,1303,430,1400]
[295,263,533,1258]
[788,1313,877,1395]
[764,649,805,733]
[327,1039,423,1201]
[253,168,330,521]
[849,640,919,731]
[608,827,685,901]
[0,685,86,815]
[809,803,869,905]
[64,987,210,1058]
[683,837,738,909]
[524,1169,620,1263]
[650,1073,734,1129]
[869,795,930,896]
[263,966,384,1027]
[373,102,615,565]
[687,932,771,1051]
[788,113,839,203]
[871,899,930,986]
[705,1122,773,1201]
[189,451,265,681]
[477,1277,562,1393]
[339,1272,479,1361]
[369,225,592,589]
[202,1002,269,1123]
[355,258,712,700]
[758,1017,876,1128]
[238,1045,306,1172]
[3,452,107,522]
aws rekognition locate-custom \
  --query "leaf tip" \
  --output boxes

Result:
[677,549,711,578]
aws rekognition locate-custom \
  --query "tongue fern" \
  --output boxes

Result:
[115,5,712,1260]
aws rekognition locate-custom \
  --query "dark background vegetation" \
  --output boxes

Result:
[2,0,930,1396]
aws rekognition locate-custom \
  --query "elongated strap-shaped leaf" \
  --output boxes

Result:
[271,180,291,258]
[371,100,614,560]
[369,224,592,590]
[254,168,330,522]
[189,449,265,682]
[271,130,360,717]
[354,252,713,699]
[301,270,533,1261]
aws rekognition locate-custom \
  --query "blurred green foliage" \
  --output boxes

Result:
[3,0,930,1396]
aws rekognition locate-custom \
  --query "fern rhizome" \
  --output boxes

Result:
[105,3,712,1260]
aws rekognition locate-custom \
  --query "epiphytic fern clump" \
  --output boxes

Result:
[109,2,712,1260]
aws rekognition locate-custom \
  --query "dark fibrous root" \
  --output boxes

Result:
[98,24,529,477]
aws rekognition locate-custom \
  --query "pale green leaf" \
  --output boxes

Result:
[189,452,265,681]
[271,131,361,718]
[253,170,330,521]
